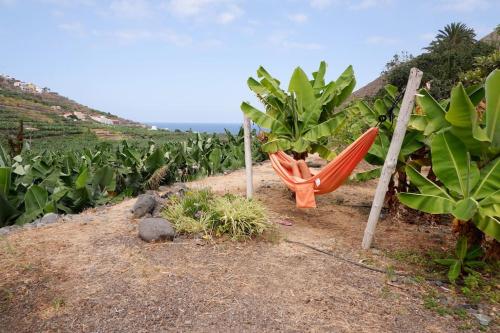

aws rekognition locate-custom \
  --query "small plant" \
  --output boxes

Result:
[163,189,271,240]
[423,290,452,316]
[52,297,65,310]
[434,236,485,283]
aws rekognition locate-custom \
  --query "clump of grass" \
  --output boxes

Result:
[163,189,271,240]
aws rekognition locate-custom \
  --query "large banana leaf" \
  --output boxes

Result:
[405,165,451,198]
[446,83,489,154]
[0,145,9,167]
[312,61,326,90]
[261,138,292,153]
[351,167,381,182]
[397,193,455,214]
[473,213,500,242]
[145,148,165,173]
[478,190,500,217]
[0,167,11,197]
[288,67,316,116]
[416,89,447,135]
[452,198,479,221]
[485,69,500,149]
[241,102,290,135]
[75,167,89,189]
[399,131,425,161]
[93,166,114,192]
[330,65,356,107]
[473,157,500,199]
[24,185,49,213]
[0,194,19,225]
[303,114,346,141]
[431,132,480,197]
[310,143,336,161]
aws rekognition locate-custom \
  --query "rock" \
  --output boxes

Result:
[472,313,492,326]
[131,194,156,218]
[0,225,21,236]
[38,213,60,226]
[138,218,175,242]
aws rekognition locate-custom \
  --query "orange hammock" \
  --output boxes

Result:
[269,127,379,208]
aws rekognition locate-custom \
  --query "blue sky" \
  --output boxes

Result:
[0,0,498,123]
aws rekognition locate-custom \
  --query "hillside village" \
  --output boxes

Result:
[0,73,139,127]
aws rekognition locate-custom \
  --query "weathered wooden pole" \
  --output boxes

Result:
[243,115,254,199]
[362,67,423,250]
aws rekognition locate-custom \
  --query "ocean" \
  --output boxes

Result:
[147,122,243,134]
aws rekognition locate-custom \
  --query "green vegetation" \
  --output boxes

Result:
[241,61,353,160]
[397,70,500,246]
[383,22,496,100]
[163,189,271,240]
[459,50,500,85]
[434,236,485,283]
[0,129,266,227]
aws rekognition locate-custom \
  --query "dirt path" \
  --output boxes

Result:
[0,161,473,332]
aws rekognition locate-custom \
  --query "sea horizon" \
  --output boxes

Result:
[146,122,244,134]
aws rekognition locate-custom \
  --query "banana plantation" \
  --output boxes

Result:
[0,129,266,227]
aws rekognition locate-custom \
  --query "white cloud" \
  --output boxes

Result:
[58,21,87,36]
[349,0,391,10]
[365,35,398,45]
[167,0,243,24]
[109,0,152,18]
[310,0,334,9]
[99,28,192,46]
[268,31,324,50]
[167,0,210,17]
[112,29,153,42]
[216,4,243,24]
[437,0,489,11]
[288,13,308,24]
[158,30,192,46]
[41,0,95,6]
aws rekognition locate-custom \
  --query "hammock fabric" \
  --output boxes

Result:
[269,127,379,208]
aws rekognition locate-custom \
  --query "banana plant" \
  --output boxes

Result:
[413,69,500,157]
[241,61,354,160]
[434,236,485,283]
[0,128,266,227]
[398,131,499,242]
[349,85,426,183]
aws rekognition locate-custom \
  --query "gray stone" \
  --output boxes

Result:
[138,218,175,242]
[0,225,20,236]
[38,213,60,226]
[131,194,156,218]
[472,313,492,326]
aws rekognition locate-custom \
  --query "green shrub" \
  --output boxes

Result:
[163,189,270,240]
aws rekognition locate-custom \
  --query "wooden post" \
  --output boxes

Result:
[362,68,423,250]
[243,115,254,199]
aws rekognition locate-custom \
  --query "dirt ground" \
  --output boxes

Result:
[0,161,494,332]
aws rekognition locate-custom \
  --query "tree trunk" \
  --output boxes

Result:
[485,240,500,261]
[291,151,308,161]
[452,219,484,246]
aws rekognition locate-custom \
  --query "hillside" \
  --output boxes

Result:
[0,75,188,152]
